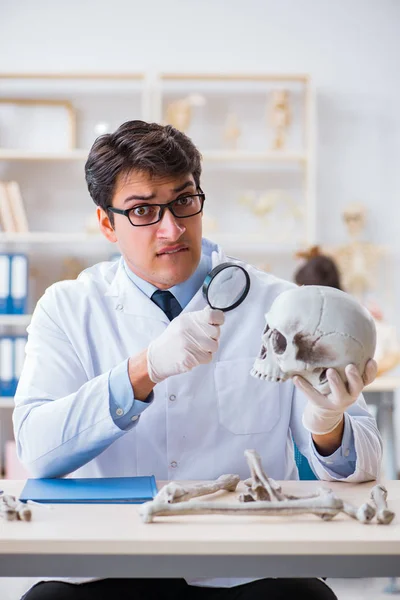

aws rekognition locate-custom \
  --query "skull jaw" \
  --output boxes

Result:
[251,359,335,394]
[250,357,288,383]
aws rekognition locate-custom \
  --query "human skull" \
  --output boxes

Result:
[251,286,376,394]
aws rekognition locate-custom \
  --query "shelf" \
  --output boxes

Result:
[0,149,307,163]
[208,234,302,255]
[0,232,110,244]
[0,314,31,326]
[364,376,400,393]
[0,397,14,409]
[202,151,307,163]
[0,149,89,161]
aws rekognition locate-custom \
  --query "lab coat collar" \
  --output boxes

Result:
[104,239,227,320]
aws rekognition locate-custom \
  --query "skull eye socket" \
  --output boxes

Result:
[271,330,287,354]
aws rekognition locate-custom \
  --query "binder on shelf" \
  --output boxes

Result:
[0,181,17,232]
[14,335,27,385]
[10,254,28,314]
[0,337,16,397]
[6,181,29,233]
[19,475,158,504]
[0,254,11,314]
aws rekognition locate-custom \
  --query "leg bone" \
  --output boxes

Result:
[244,449,285,501]
[140,493,344,523]
[155,474,240,504]
[342,501,376,524]
[371,485,395,525]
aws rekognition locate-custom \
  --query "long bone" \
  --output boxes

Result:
[154,474,240,504]
[341,501,376,524]
[370,485,395,525]
[241,480,329,504]
[140,493,344,524]
[244,477,333,502]
[244,449,285,501]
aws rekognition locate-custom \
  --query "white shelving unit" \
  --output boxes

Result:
[0,315,31,326]
[0,149,89,161]
[0,72,317,476]
[155,72,316,250]
[0,398,15,409]
[0,232,111,244]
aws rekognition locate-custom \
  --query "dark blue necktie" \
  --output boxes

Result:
[151,290,182,321]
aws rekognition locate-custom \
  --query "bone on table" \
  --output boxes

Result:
[0,494,32,522]
[370,484,395,525]
[140,492,344,524]
[154,474,240,504]
[341,501,376,524]
[244,449,286,501]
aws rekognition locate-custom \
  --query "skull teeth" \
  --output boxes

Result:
[250,368,285,383]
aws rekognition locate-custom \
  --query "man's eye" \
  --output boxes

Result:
[176,196,192,206]
[132,206,152,217]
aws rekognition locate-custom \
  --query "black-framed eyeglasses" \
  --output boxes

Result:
[108,188,205,227]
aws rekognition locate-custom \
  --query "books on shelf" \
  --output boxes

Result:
[0,335,27,397]
[0,253,29,314]
[0,180,29,233]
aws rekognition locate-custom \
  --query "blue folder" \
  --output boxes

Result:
[19,476,158,504]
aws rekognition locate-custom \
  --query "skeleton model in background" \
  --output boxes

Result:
[251,285,376,394]
[237,189,303,244]
[140,450,394,525]
[332,203,384,303]
[267,89,291,150]
[331,204,400,375]
[164,94,206,133]
[223,112,241,150]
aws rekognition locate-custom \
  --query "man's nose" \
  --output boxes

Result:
[157,206,186,237]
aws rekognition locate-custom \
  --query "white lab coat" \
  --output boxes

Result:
[13,242,382,589]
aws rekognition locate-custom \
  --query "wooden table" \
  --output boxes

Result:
[1,479,400,579]
[364,376,400,480]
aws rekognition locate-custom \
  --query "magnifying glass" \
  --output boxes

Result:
[202,263,251,311]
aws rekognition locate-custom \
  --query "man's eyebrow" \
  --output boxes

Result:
[122,193,156,205]
[122,181,195,205]
[173,181,195,193]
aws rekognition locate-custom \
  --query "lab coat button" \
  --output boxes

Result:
[131,415,139,422]
[116,408,124,416]
[115,304,123,311]
[170,461,178,468]
[169,394,176,401]
[344,449,350,457]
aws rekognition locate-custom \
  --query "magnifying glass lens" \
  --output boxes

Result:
[202,263,250,312]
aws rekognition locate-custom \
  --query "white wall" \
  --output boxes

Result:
[1,0,400,466]
[1,0,399,245]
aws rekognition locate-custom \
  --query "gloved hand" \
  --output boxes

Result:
[294,359,378,435]
[147,305,225,383]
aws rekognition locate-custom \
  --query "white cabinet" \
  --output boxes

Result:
[0,71,316,475]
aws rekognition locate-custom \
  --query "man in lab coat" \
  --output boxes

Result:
[16,120,381,600]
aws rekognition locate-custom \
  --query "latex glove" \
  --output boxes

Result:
[294,359,378,435]
[147,305,225,383]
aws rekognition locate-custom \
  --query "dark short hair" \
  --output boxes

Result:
[294,255,342,290]
[85,120,202,217]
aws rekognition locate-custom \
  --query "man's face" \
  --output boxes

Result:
[98,171,203,289]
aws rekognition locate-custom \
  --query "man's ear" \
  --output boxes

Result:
[97,207,117,243]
